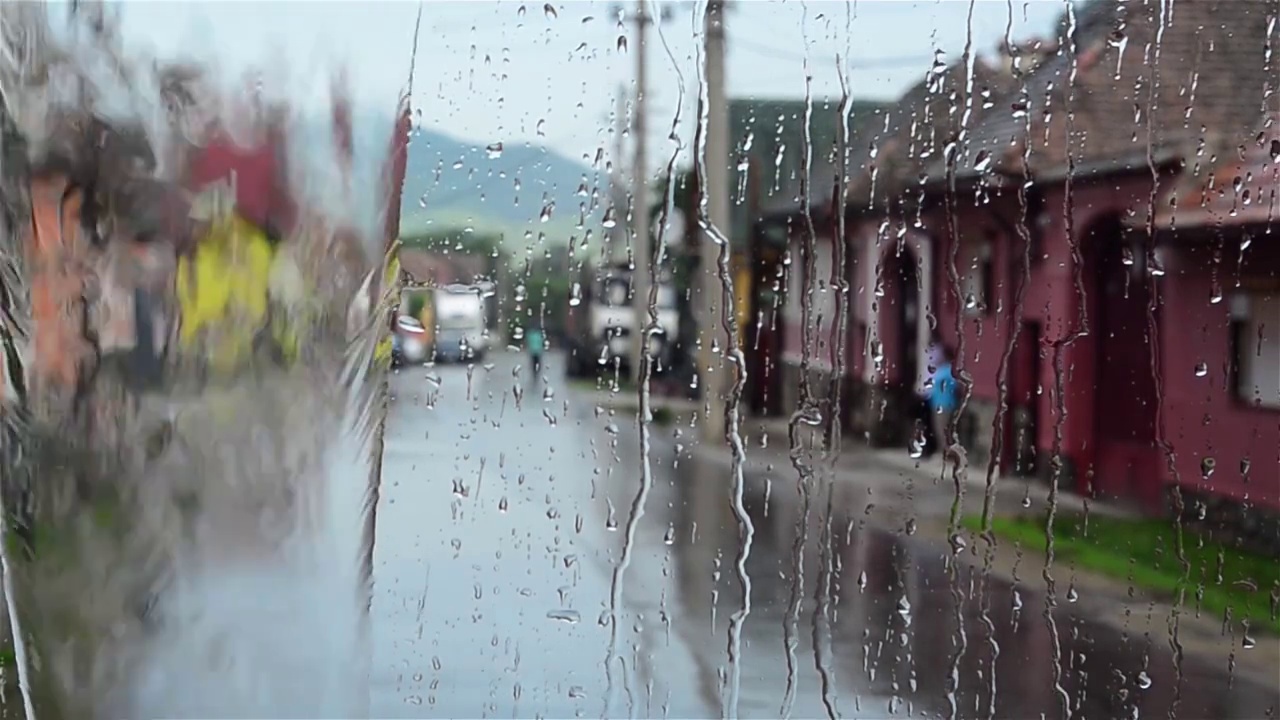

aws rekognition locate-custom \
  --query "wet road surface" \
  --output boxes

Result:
[369,351,1279,719]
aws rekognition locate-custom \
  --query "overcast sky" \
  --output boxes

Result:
[113,1,1065,172]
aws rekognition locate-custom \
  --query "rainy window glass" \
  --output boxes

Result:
[1,1,1279,719]
[603,277,630,307]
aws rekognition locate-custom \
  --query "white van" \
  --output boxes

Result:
[433,285,488,362]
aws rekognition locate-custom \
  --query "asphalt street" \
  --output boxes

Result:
[365,350,1279,719]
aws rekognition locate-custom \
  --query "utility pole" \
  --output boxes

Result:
[626,0,660,385]
[609,84,630,266]
[697,0,731,442]
[611,1,671,384]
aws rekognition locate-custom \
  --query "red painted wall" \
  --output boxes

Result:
[925,174,1164,500]
[186,124,297,236]
[1158,240,1280,512]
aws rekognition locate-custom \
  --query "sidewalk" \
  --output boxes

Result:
[589,389,1117,522]
[587,391,1280,688]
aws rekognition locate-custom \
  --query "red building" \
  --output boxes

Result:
[751,0,1280,517]
[914,0,1276,512]
[1147,114,1280,518]
[750,52,1027,445]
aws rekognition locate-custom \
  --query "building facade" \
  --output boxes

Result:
[749,0,1280,517]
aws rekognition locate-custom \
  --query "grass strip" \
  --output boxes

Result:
[963,511,1280,635]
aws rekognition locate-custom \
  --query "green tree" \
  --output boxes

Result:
[404,292,426,320]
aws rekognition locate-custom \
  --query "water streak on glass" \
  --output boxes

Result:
[688,2,754,717]
[1043,2,1085,716]
[779,33,818,720]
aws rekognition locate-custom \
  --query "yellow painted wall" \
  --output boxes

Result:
[175,213,300,373]
[733,254,751,350]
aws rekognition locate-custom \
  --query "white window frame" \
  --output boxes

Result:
[1235,291,1280,410]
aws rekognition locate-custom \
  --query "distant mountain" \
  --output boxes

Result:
[399,128,608,250]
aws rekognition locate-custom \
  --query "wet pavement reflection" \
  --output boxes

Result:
[371,351,1279,719]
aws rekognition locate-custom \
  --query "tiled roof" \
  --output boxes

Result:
[1152,113,1280,230]
[730,97,888,240]
[934,0,1279,186]
[846,58,1021,211]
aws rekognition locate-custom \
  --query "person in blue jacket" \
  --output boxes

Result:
[929,346,959,458]
[526,326,545,380]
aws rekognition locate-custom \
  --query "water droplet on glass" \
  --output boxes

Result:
[663,525,675,545]
[1242,631,1257,649]
[1066,584,1079,603]
[896,596,913,626]
[973,150,993,173]
[498,496,509,513]
[617,35,628,52]
[1136,671,1152,690]
[486,142,503,159]
[546,608,580,624]
[1194,362,1208,377]
[543,3,557,19]
[540,201,555,223]
[909,426,926,458]
[1201,456,1216,479]
[569,685,587,699]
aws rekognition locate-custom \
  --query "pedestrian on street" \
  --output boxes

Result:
[929,345,959,459]
[918,329,945,454]
[526,326,545,380]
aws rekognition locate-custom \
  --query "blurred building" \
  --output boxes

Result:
[748,0,1280,519]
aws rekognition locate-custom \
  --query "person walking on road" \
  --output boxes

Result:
[929,346,959,459]
[918,329,945,454]
[526,326,545,380]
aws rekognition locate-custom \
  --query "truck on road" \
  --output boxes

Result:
[433,285,489,363]
[564,260,678,378]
